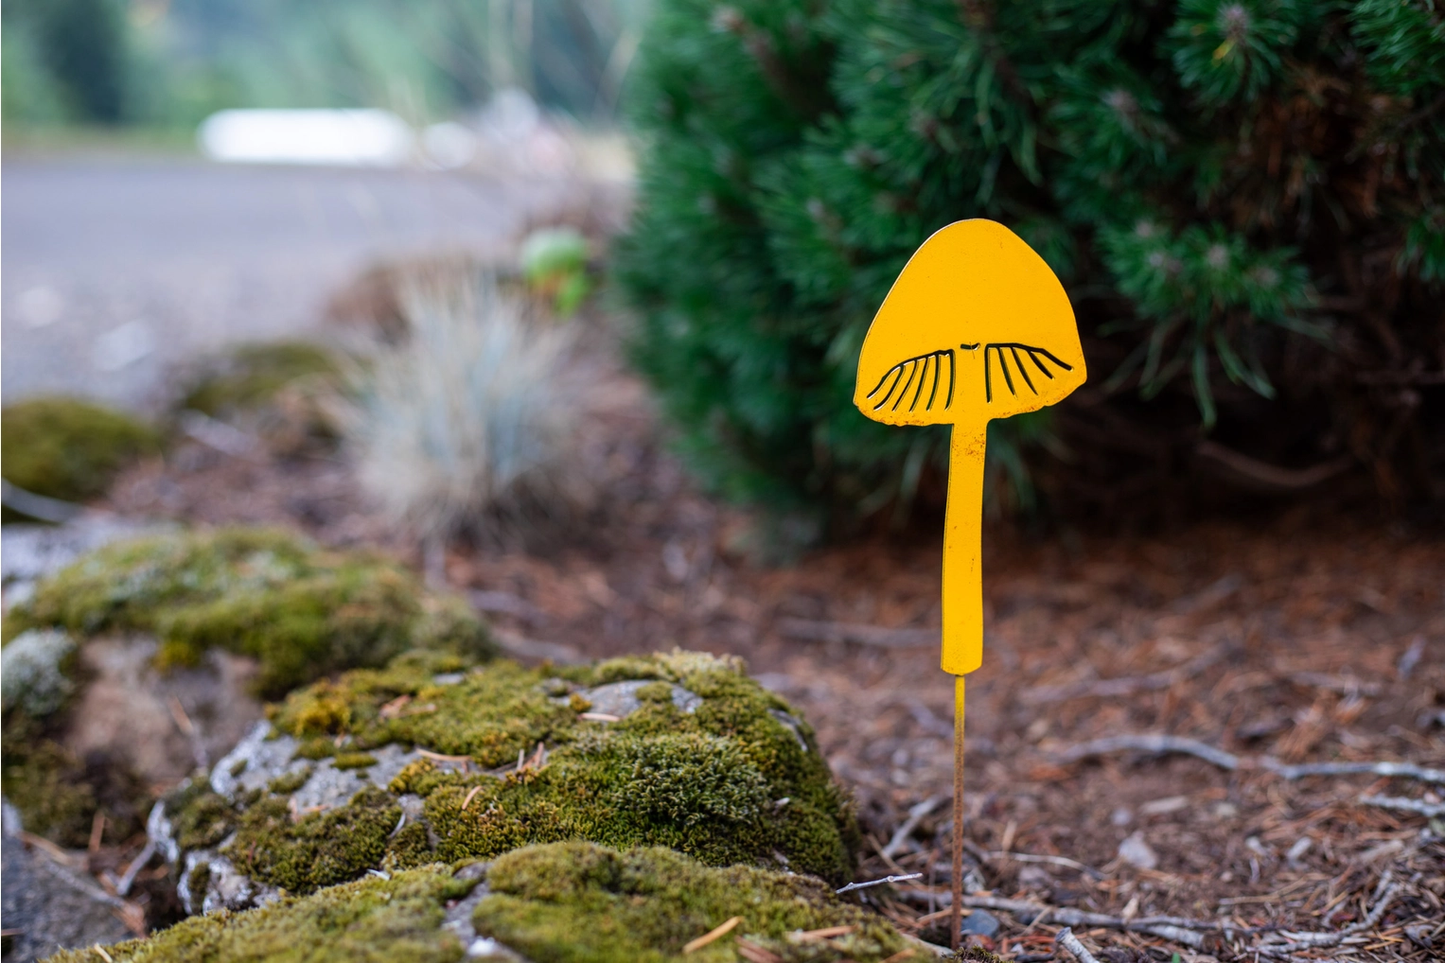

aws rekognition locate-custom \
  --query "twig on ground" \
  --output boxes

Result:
[0,480,84,524]
[489,627,587,665]
[114,839,157,896]
[1054,734,1241,770]
[984,850,1105,880]
[898,891,1250,949]
[1055,732,1445,785]
[1398,636,1426,680]
[776,618,937,649]
[1288,671,1382,696]
[1054,927,1100,963]
[1263,758,1445,784]
[1021,644,1227,705]
[1359,794,1445,817]
[1249,869,1403,956]
[468,589,547,625]
[881,796,945,860]
[836,872,923,895]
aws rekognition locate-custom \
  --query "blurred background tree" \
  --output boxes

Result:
[616,0,1445,535]
[1,0,647,130]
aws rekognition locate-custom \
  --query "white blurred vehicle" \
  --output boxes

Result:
[198,109,414,166]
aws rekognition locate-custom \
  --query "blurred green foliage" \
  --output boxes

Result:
[2,0,648,131]
[616,0,1445,528]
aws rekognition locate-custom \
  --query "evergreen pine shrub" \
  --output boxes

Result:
[617,0,1444,527]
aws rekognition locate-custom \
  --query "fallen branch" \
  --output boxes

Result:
[1054,734,1240,771]
[898,890,1252,950]
[1263,758,1445,784]
[836,872,923,895]
[489,628,586,665]
[468,590,547,625]
[881,796,945,860]
[1055,733,1445,785]
[776,618,936,649]
[983,850,1105,880]
[1249,870,1402,956]
[0,480,83,524]
[114,839,157,896]
[1021,645,1227,706]
[1054,927,1100,963]
[1360,794,1445,817]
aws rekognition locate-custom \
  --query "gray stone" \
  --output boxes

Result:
[164,721,475,914]
[1,518,166,605]
[1117,830,1159,870]
[1,800,133,962]
[960,908,1000,938]
[573,680,702,718]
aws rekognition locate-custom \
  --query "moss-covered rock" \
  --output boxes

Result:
[2,526,494,698]
[47,843,918,963]
[477,841,913,962]
[43,864,474,963]
[1,396,161,520]
[177,341,345,456]
[180,341,341,418]
[163,651,859,911]
[1,527,494,849]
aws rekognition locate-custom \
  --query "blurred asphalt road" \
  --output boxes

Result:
[3,158,568,409]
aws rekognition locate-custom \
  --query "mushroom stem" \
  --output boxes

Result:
[951,673,966,951]
[940,422,987,675]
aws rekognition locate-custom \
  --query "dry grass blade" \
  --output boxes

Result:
[682,916,742,953]
[789,925,854,942]
[735,938,784,963]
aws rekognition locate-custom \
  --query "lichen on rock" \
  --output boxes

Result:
[163,650,859,911]
[1,629,77,718]
[1,527,494,850]
[46,842,917,963]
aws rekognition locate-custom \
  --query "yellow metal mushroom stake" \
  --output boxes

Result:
[853,219,1085,949]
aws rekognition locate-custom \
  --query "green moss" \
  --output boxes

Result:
[475,842,912,963]
[52,844,917,963]
[332,752,378,771]
[180,341,342,417]
[44,867,474,963]
[0,715,148,848]
[182,651,857,897]
[227,787,405,894]
[1,396,160,520]
[2,527,495,698]
[168,781,238,851]
[267,766,313,795]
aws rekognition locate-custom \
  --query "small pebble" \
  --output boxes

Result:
[1117,831,1158,870]
[959,908,1000,938]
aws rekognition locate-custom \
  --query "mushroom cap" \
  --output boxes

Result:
[854,219,1085,428]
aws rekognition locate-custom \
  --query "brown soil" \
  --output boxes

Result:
[101,329,1445,962]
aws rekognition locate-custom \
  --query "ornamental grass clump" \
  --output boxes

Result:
[344,271,584,546]
[617,0,1445,525]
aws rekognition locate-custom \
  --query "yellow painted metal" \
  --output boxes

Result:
[854,219,1085,675]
